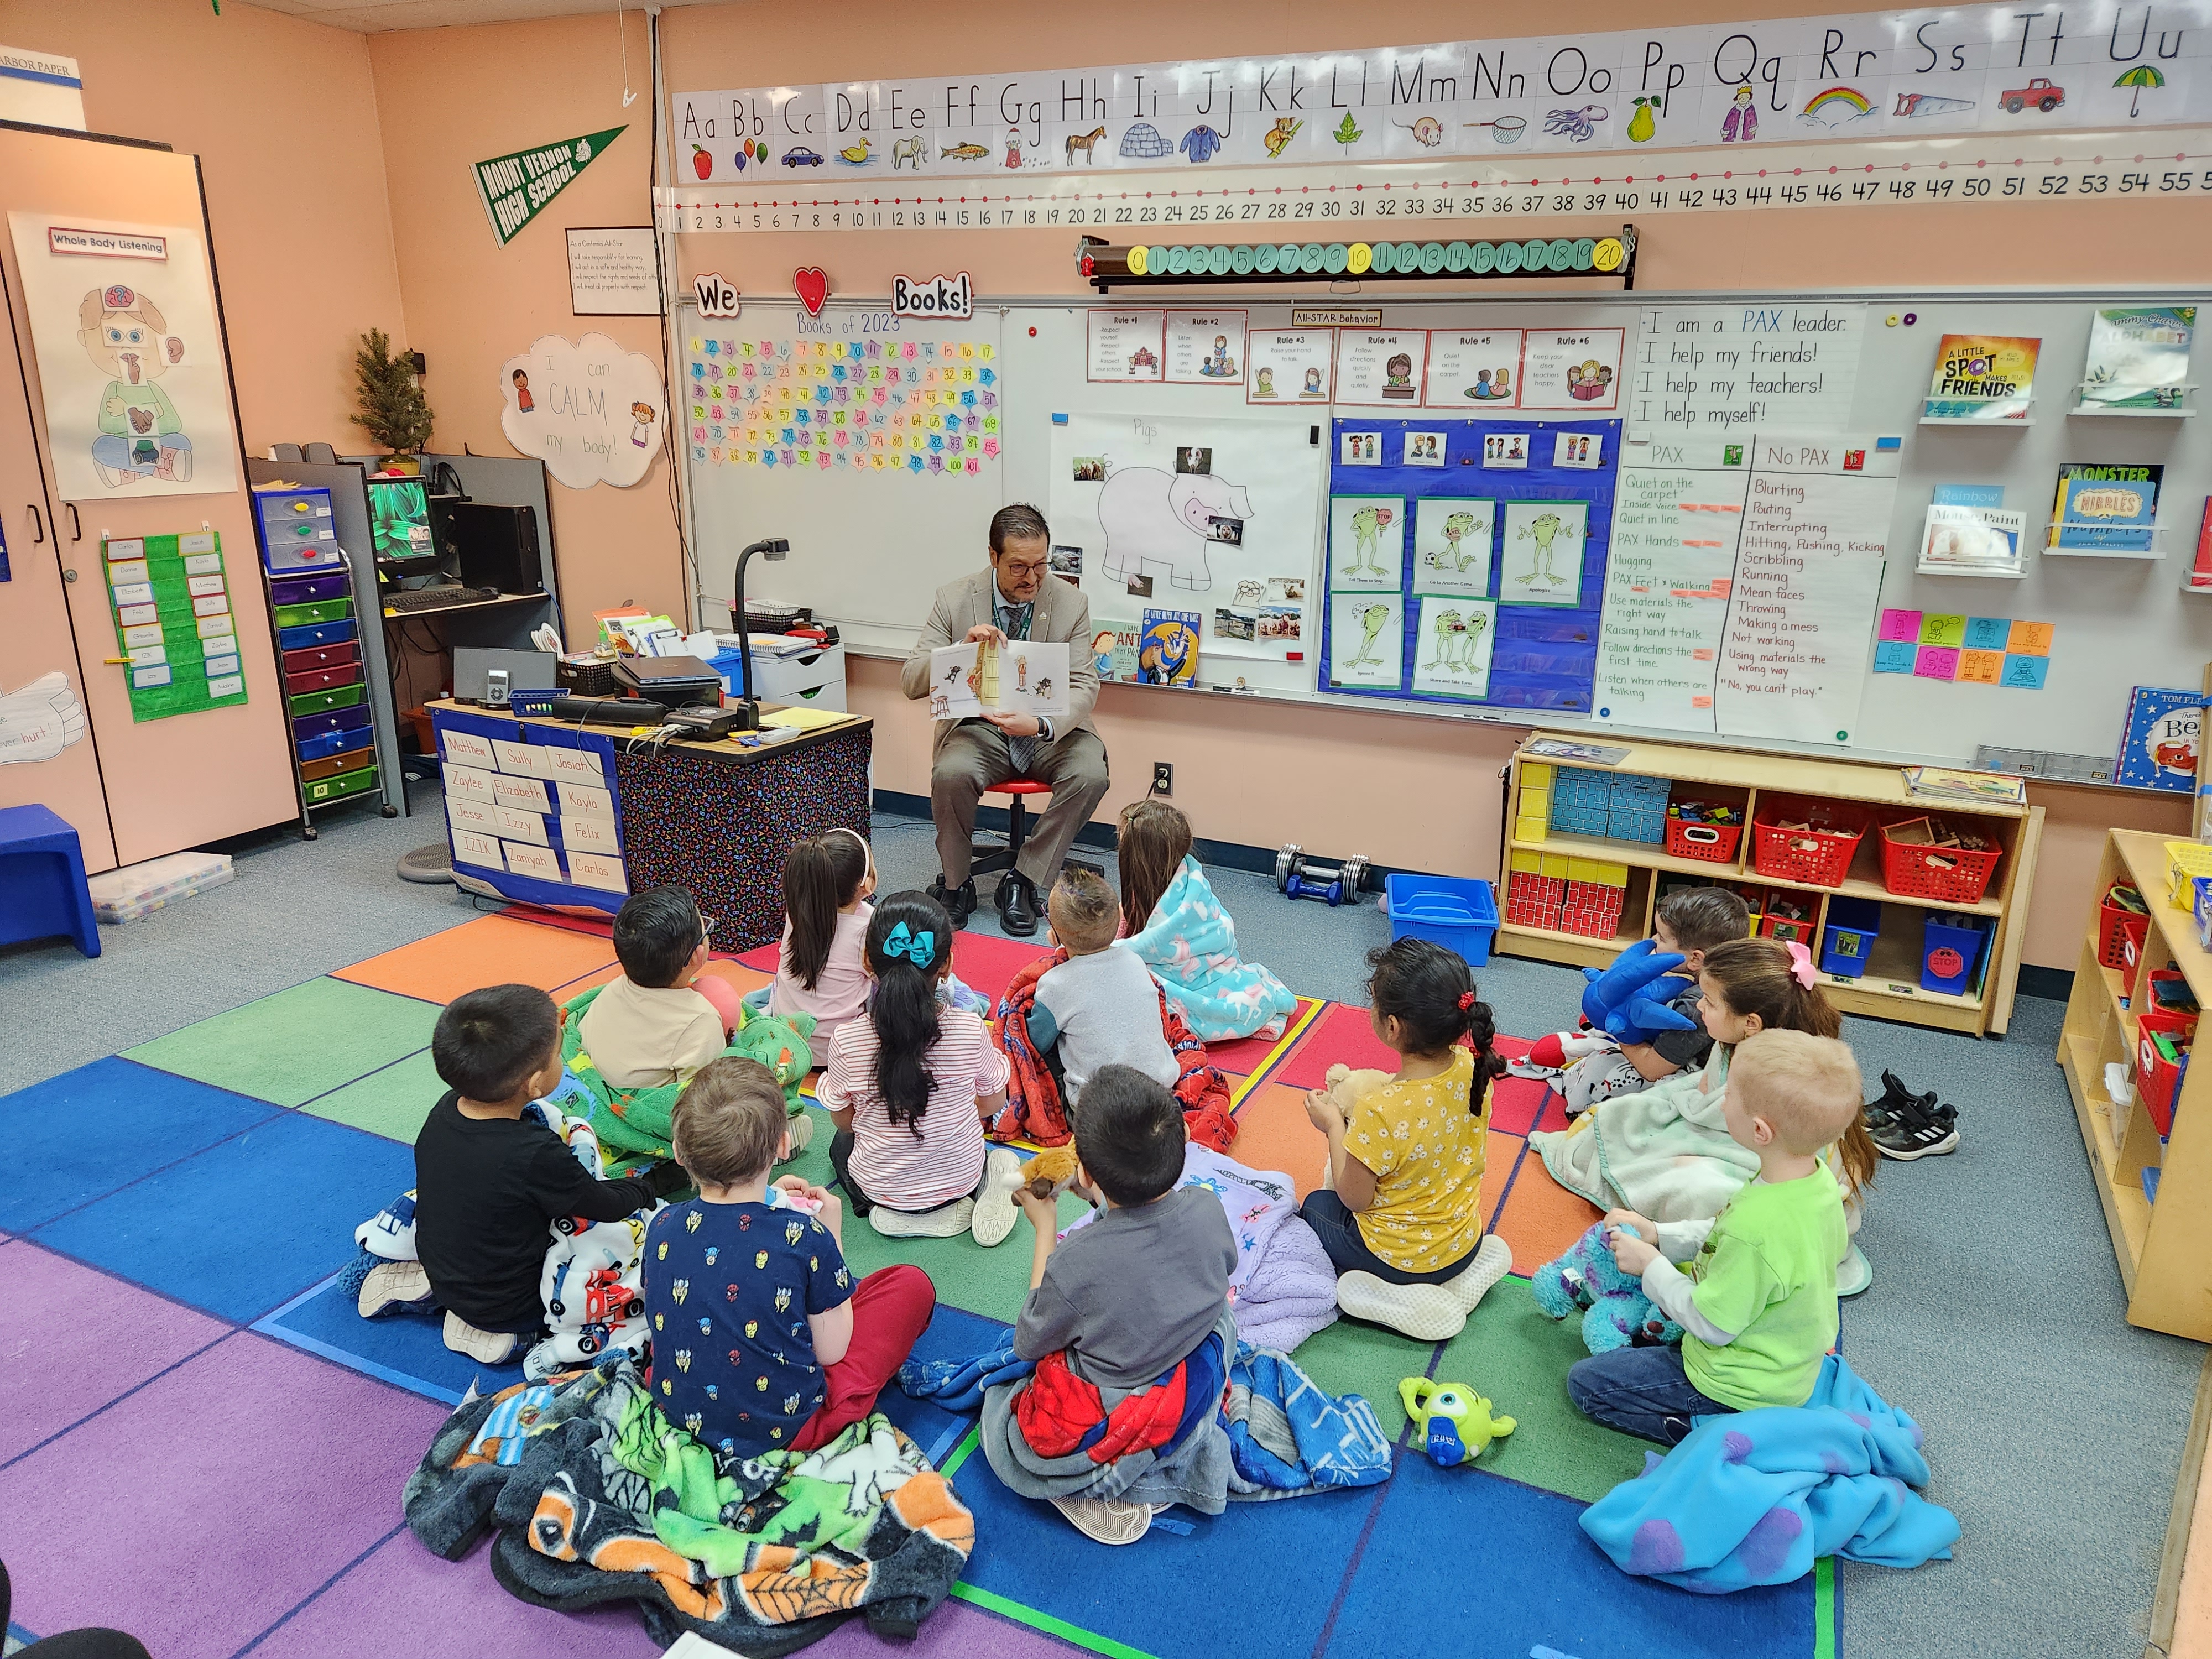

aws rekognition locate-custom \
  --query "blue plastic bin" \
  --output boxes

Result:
[1386,873,1499,968]
[1921,911,1991,995]
[1819,896,1883,978]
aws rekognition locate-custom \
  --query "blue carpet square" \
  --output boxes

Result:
[257,1276,519,1405]
[0,1057,280,1232]
[32,1112,414,1323]
[880,1303,1005,1468]
[1321,1455,1820,1657]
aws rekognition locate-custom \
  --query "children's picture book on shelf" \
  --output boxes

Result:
[1924,333,2041,420]
[1901,765,2028,805]
[1088,619,1141,682]
[1136,610,1200,686]
[1524,737,1630,765]
[2048,462,2162,552]
[2115,686,2204,791]
[2194,500,2212,591]
[928,639,1071,721]
[2080,306,2196,410]
[1918,503,2026,576]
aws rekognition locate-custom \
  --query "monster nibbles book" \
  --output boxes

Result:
[2048,462,2162,553]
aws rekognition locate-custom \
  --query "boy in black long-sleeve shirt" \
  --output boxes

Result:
[364,982,685,1363]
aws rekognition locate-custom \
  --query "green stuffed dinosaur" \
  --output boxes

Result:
[561,984,816,1170]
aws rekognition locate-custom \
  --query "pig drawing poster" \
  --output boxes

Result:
[1050,411,1324,661]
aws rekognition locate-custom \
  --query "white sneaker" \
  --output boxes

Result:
[1050,1494,1153,1545]
[358,1259,432,1318]
[869,1198,976,1239]
[1335,1272,1468,1342]
[1505,1057,1562,1080]
[1444,1234,1515,1312]
[970,1149,1022,1246]
[783,1110,815,1157]
[442,1311,521,1364]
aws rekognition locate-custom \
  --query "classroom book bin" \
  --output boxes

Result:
[1386,873,1499,968]
[2100,888,2153,969]
[1878,817,2005,906]
[1751,795,1870,888]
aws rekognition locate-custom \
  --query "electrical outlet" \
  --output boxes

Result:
[1152,761,1173,796]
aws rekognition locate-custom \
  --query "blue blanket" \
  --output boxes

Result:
[1122,856,1298,1042]
[1580,1355,1960,1593]
[900,1335,1391,1499]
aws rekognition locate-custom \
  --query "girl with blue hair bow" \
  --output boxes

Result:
[820,889,1024,1245]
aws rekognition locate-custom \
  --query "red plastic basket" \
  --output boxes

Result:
[1878,819,2004,906]
[2099,896,2152,970]
[1665,810,1744,864]
[1751,796,1869,888]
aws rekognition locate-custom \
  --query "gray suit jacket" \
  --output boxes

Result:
[900,568,1099,757]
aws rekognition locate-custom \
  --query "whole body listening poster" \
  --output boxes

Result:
[8,215,239,503]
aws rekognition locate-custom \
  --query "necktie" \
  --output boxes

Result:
[996,599,1037,774]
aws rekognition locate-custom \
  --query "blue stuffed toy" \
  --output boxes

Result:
[1579,937,1698,1046]
[1530,1220,1684,1355]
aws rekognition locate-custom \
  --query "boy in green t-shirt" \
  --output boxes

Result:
[1567,1029,1858,1444]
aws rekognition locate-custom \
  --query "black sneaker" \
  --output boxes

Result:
[1870,1097,1959,1160]
[1863,1068,1938,1132]
[928,874,977,928]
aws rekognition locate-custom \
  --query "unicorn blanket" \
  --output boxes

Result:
[1580,1355,1960,1593]
[1527,1048,1760,1221]
[1123,855,1297,1042]
[405,1359,973,1652]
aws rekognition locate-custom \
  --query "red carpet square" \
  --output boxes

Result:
[1270,1002,1397,1089]
[1206,996,1323,1075]
[950,931,1053,1004]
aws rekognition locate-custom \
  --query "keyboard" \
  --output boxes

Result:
[383,585,501,613]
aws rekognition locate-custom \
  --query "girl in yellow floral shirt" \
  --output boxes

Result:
[1300,939,1515,1341]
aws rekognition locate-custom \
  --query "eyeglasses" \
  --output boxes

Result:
[999,558,1048,577]
[698,914,717,941]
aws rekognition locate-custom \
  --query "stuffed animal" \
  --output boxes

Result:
[1400,1377,1515,1466]
[1578,937,1698,1046]
[723,1009,817,1153]
[1530,1221,1684,1355]
[1001,1143,1081,1200]
[1323,1062,1392,1113]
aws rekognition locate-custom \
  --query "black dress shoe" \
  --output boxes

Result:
[997,871,1039,936]
[928,875,977,928]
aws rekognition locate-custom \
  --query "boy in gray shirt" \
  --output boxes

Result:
[1031,867,1179,1107]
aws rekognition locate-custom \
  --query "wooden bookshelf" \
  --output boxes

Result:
[2059,829,2212,1340]
[1499,732,2043,1037]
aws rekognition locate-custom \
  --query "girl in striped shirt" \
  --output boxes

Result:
[821,890,1022,1245]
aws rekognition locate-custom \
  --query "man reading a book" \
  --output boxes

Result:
[901,503,1107,937]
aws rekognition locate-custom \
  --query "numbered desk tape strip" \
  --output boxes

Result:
[658,127,2212,232]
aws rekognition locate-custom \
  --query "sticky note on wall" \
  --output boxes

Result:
[1877,609,1923,643]
[2007,620,2054,655]
[2002,653,2051,688]
[1958,649,2004,684]
[1961,617,2010,651]
[1918,614,1967,649]
[1873,639,1916,674]
[1915,645,1961,679]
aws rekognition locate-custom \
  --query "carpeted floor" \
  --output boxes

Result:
[0,786,2198,1659]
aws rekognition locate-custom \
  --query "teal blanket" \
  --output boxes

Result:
[1123,856,1297,1042]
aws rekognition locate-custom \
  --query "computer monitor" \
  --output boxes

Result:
[366,477,435,561]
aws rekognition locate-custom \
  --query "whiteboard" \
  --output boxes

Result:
[674,289,2212,768]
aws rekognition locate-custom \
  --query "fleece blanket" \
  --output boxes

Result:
[1528,1049,1760,1222]
[1581,1354,1960,1593]
[988,950,1236,1153]
[405,1359,973,1654]
[1123,855,1297,1042]
[900,1316,1391,1513]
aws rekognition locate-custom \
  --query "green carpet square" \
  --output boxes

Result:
[1292,1315,1445,1443]
[124,977,441,1109]
[301,1049,444,1142]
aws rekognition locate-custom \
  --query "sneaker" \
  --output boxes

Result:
[1335,1272,1468,1342]
[358,1259,433,1319]
[1050,1495,1153,1545]
[1837,1244,1874,1297]
[870,1197,977,1239]
[1863,1069,1938,1131]
[1506,1057,1562,1080]
[1443,1234,1515,1312]
[782,1110,814,1158]
[443,1311,521,1364]
[1869,1097,1959,1161]
[969,1149,1022,1246]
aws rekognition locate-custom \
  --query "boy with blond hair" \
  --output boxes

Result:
[1030,867,1178,1108]
[1567,1028,1858,1443]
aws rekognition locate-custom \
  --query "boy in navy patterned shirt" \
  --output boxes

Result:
[643,1057,936,1458]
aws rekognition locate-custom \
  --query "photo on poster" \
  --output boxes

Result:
[1402,431,1447,468]
[1426,330,1523,407]
[1214,607,1257,641]
[1339,430,1383,467]
[1127,574,1154,597]
[1413,596,1498,698]
[1205,515,1244,545]
[1267,575,1306,602]
[1257,605,1301,641]
[1553,431,1604,469]
[1482,431,1531,469]
[1049,543,1083,577]
[1175,445,1213,476]
[1328,495,1405,591]
[1502,500,1589,604]
[1411,498,1495,596]
[1328,592,1404,689]
[1072,456,1107,482]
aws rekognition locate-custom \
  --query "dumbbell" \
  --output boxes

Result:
[1276,843,1370,907]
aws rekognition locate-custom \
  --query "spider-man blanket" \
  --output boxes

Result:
[988,950,1237,1152]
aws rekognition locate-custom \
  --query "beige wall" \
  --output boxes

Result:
[19,0,409,456]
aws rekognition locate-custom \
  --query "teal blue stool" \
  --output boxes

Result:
[0,804,100,958]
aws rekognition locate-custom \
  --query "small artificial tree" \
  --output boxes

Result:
[351,328,435,459]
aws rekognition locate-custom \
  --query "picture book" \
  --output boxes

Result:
[1137,610,1201,687]
[1924,333,2040,420]
[2049,462,2162,552]
[927,639,1070,720]
[1088,618,1142,681]
[1901,766,2028,806]
[1918,504,2026,575]
[2115,686,2203,792]
[2193,498,2212,591]
[1524,737,1630,765]
[2080,306,2196,410]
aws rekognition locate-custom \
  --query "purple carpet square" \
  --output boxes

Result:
[244,1530,662,1659]
[809,1595,1082,1657]
[0,1240,228,1462]
[0,1332,450,1659]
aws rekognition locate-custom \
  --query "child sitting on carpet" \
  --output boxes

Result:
[408,984,686,1363]
[1115,800,1297,1042]
[820,889,1023,1244]
[579,885,745,1090]
[1568,1029,1859,1444]
[1297,940,1515,1343]
[1517,885,1750,1115]
[643,1056,935,1458]
[1009,1063,1239,1545]
[1032,867,1179,1109]
[761,828,875,1049]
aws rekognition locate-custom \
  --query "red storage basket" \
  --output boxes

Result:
[1665,807,1744,864]
[2099,894,2152,971]
[1879,818,2005,905]
[2137,1009,2197,1138]
[1751,796,1869,888]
